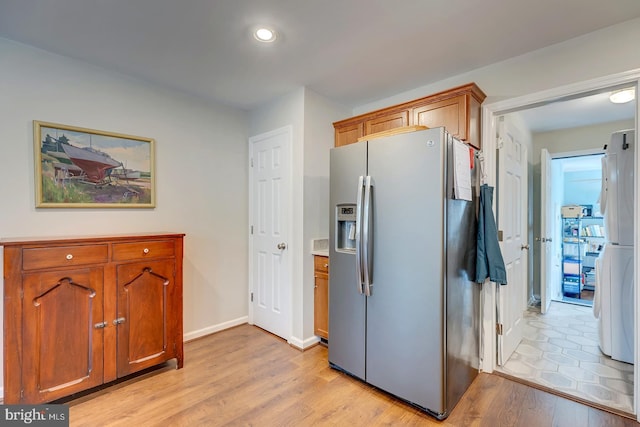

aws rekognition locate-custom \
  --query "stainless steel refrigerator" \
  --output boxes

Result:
[328,127,480,419]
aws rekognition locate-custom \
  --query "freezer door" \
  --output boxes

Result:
[329,141,367,380]
[365,128,447,413]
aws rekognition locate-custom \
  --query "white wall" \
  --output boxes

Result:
[0,36,250,380]
[248,88,349,347]
[352,18,640,116]
[248,89,306,345]
[302,90,351,340]
[532,119,634,162]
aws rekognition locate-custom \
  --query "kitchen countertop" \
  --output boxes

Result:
[311,238,328,257]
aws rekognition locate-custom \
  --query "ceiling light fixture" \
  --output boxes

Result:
[254,27,277,43]
[609,88,635,104]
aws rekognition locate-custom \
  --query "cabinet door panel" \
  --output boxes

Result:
[364,111,409,135]
[335,123,363,147]
[22,268,104,403]
[413,95,466,140]
[116,259,175,377]
[314,272,329,339]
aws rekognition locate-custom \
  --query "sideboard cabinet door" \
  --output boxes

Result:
[22,268,105,403]
[116,259,177,377]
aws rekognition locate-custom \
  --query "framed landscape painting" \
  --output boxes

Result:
[34,121,156,208]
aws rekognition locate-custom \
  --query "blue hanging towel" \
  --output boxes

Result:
[475,184,507,284]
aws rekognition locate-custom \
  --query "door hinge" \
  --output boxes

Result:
[251,292,254,302]
[20,389,24,398]
[250,225,254,235]
[498,230,503,241]
[496,323,503,335]
[250,158,254,167]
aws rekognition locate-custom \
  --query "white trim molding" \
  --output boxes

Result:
[480,68,640,419]
[183,316,249,342]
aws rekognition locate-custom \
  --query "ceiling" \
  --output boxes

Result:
[513,90,636,133]
[0,0,638,129]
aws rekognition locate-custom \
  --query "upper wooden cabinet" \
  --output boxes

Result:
[334,83,486,149]
[335,122,363,148]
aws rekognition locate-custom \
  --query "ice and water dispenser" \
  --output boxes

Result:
[336,203,357,252]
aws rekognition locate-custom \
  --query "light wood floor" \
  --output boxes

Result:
[64,324,639,426]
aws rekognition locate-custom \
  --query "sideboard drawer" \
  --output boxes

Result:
[23,245,108,270]
[112,240,175,261]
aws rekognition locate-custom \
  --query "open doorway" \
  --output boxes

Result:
[555,153,605,307]
[488,84,637,416]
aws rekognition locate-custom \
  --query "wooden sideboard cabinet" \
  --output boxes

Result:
[313,255,329,340]
[2,233,185,404]
[333,82,486,149]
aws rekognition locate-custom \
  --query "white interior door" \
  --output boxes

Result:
[549,159,564,303]
[540,149,554,313]
[497,117,528,366]
[249,126,292,340]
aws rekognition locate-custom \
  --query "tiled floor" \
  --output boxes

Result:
[496,301,634,414]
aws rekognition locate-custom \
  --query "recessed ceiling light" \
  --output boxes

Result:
[609,88,635,104]
[254,27,276,43]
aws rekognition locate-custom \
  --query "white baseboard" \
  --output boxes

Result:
[183,316,249,342]
[288,335,320,350]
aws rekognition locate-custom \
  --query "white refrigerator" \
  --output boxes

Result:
[328,128,480,419]
[595,129,635,364]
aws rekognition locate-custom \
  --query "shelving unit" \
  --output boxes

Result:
[581,216,605,292]
[561,214,604,300]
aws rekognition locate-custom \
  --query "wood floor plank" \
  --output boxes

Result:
[65,324,639,426]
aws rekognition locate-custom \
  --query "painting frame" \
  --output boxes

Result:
[34,121,156,208]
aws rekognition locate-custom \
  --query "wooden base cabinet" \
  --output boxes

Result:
[2,233,185,404]
[313,255,329,340]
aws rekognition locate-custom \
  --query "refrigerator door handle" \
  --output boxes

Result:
[363,175,373,296]
[355,175,365,295]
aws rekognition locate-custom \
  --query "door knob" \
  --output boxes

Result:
[277,242,287,250]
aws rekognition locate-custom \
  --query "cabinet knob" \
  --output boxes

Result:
[143,248,150,254]
[113,317,126,325]
[324,264,328,268]
[66,254,73,260]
